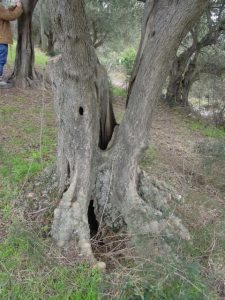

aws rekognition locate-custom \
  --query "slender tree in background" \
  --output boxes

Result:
[49,0,207,263]
[34,0,55,55]
[9,0,38,87]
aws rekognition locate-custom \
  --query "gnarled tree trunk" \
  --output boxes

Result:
[9,0,38,87]
[49,0,207,263]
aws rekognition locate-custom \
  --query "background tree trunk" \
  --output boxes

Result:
[165,13,224,106]
[50,0,207,262]
[9,0,38,87]
[165,58,183,106]
[179,53,199,106]
[44,30,55,56]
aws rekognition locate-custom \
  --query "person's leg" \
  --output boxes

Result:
[0,44,11,88]
[0,44,8,78]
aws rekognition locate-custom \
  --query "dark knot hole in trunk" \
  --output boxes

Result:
[79,107,84,115]
[88,200,99,237]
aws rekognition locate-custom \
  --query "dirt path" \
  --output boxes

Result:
[151,105,206,191]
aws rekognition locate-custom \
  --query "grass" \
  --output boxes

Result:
[111,86,127,97]
[140,145,158,169]
[0,225,101,300]
[186,119,225,138]
[7,43,48,66]
[0,88,56,216]
[0,127,56,184]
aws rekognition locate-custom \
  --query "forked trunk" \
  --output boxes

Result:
[49,0,207,262]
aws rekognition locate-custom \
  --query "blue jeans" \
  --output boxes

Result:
[0,44,8,76]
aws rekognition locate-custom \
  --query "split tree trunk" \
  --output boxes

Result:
[49,0,207,263]
[9,0,38,87]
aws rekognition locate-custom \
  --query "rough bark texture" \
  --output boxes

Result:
[49,0,116,263]
[49,0,207,262]
[9,0,38,87]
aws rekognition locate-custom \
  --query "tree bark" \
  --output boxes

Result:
[49,0,207,262]
[49,0,116,262]
[9,0,38,87]
[179,53,199,106]
[44,30,55,56]
[165,58,183,106]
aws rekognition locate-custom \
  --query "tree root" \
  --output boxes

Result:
[95,168,190,257]
[52,172,96,263]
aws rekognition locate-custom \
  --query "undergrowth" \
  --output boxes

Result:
[197,140,225,168]
[186,119,225,138]
[102,253,216,300]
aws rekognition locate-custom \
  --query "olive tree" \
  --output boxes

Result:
[49,0,207,263]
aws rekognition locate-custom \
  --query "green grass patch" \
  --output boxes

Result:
[112,86,127,97]
[0,106,21,123]
[0,106,21,114]
[0,149,55,184]
[186,119,225,138]
[0,130,56,184]
[7,43,48,66]
[140,145,158,168]
[0,152,42,183]
[0,225,101,300]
